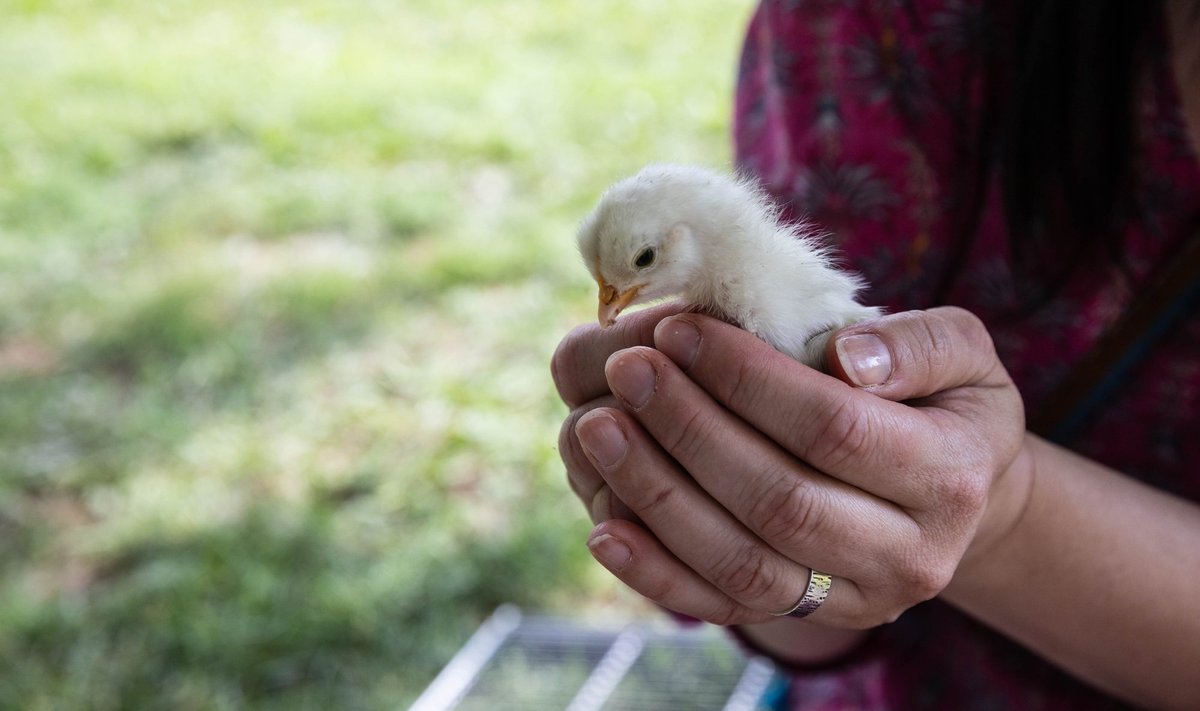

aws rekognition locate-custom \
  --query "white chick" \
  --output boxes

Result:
[577,164,881,367]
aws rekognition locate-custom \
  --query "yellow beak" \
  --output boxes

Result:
[597,277,639,328]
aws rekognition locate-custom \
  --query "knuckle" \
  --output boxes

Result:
[721,350,773,414]
[880,310,958,386]
[707,598,754,627]
[640,568,680,603]
[807,394,873,470]
[662,406,719,459]
[930,307,1003,377]
[629,479,676,517]
[709,544,778,604]
[935,306,992,352]
[750,476,826,548]
[915,311,958,373]
[894,552,954,603]
[931,466,990,519]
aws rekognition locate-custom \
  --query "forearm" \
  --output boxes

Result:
[944,434,1200,710]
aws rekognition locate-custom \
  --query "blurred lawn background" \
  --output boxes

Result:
[0,0,749,707]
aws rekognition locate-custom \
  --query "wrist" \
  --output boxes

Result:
[954,431,1039,583]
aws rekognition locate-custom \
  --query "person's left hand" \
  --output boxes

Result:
[552,307,1029,628]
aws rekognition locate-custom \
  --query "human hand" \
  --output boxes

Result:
[553,301,692,526]
[552,306,1029,629]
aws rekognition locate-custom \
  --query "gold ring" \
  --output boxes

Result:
[770,569,833,619]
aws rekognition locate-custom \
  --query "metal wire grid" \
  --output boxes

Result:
[410,606,779,711]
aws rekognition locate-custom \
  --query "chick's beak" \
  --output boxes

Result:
[597,277,639,328]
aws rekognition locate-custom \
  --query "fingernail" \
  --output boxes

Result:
[576,410,628,469]
[587,532,632,572]
[655,318,701,369]
[836,333,892,387]
[605,352,656,409]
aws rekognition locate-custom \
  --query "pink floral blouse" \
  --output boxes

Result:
[733,1,1200,708]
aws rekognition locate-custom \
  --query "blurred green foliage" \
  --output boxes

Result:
[0,0,747,707]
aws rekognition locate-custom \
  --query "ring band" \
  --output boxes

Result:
[771,569,833,619]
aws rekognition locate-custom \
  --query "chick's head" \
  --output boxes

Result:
[577,169,708,327]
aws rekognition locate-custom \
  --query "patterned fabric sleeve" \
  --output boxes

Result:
[732,1,1200,708]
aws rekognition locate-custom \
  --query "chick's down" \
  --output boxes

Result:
[578,164,880,367]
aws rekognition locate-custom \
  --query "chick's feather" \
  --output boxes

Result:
[579,164,881,367]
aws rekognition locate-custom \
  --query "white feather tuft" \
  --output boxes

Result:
[579,164,881,367]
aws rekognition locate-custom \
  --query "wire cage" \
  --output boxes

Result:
[410,606,782,711]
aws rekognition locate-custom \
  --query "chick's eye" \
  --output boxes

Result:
[634,247,656,269]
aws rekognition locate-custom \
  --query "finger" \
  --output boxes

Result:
[824,307,1012,401]
[551,301,690,408]
[603,345,920,551]
[647,321,947,504]
[559,396,640,524]
[586,518,772,626]
[560,397,618,503]
[574,407,823,616]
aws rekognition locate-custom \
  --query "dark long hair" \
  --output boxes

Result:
[938,0,1169,305]
[1002,1,1161,277]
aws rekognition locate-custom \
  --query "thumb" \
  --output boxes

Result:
[825,306,1008,402]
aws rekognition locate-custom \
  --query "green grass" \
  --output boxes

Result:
[0,0,749,707]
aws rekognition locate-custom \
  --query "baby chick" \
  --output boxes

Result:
[577,164,880,367]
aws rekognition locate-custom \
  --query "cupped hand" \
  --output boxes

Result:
[551,305,1029,629]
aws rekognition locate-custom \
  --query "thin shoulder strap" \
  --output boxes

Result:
[1029,232,1200,442]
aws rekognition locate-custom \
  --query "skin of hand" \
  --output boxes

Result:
[554,302,1200,709]
[551,302,1031,632]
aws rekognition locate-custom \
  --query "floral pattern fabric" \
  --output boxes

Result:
[732,0,1200,708]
